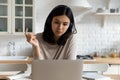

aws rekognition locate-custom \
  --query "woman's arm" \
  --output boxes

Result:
[25,28,44,59]
[33,45,44,60]
[67,34,78,60]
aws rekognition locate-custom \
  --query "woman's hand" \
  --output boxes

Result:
[25,28,43,59]
[25,28,39,47]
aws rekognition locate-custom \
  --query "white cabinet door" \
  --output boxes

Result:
[0,0,34,35]
[0,0,11,34]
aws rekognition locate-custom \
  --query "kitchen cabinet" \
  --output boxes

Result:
[0,0,35,35]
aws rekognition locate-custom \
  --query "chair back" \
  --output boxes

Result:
[83,63,109,74]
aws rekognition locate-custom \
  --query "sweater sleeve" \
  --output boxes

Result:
[67,34,78,60]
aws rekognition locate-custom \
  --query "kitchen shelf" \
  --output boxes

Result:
[96,13,120,15]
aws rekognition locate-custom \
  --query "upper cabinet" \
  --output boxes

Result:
[0,0,8,34]
[0,0,34,35]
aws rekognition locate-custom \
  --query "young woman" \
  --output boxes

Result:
[25,5,77,60]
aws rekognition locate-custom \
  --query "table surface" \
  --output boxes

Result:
[84,57,120,64]
[0,57,33,64]
[0,56,120,65]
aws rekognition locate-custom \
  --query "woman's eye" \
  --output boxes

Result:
[63,23,68,26]
[54,22,59,24]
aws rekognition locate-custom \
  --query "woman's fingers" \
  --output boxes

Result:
[25,28,37,44]
[26,33,33,42]
[25,28,28,35]
[25,28,32,41]
[26,32,36,43]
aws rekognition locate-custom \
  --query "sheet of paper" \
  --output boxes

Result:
[82,73,112,80]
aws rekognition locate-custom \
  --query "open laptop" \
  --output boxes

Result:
[32,60,83,80]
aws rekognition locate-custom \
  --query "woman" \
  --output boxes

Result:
[25,5,77,60]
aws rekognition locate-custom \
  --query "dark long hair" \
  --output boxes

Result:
[43,5,77,45]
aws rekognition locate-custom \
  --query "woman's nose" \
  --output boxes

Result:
[58,24,62,28]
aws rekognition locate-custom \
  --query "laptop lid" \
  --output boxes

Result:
[32,60,83,80]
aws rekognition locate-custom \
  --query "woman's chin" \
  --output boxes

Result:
[55,34,63,37]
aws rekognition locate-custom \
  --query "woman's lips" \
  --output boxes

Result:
[56,30,62,33]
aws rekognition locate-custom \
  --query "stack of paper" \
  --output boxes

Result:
[0,71,21,75]
[82,73,112,80]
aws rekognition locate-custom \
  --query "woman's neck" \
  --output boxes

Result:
[54,36,60,42]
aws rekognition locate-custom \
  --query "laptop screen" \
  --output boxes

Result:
[32,60,83,80]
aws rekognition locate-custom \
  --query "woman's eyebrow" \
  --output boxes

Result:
[54,18,59,21]
[54,18,69,23]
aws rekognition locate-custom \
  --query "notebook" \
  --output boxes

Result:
[32,60,83,80]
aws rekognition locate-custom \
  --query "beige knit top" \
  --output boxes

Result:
[35,33,77,60]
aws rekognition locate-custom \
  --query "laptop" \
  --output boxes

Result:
[32,60,83,80]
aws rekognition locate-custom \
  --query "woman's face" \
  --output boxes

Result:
[52,15,70,41]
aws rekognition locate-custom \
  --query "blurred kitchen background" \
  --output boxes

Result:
[0,0,120,57]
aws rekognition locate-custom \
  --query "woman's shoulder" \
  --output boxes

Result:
[36,33,43,36]
[66,34,78,45]
[68,33,77,40]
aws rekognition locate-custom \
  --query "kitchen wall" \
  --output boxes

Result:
[0,0,120,56]
[76,0,120,55]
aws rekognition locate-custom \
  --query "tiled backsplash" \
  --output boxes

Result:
[0,35,32,56]
[76,15,120,55]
